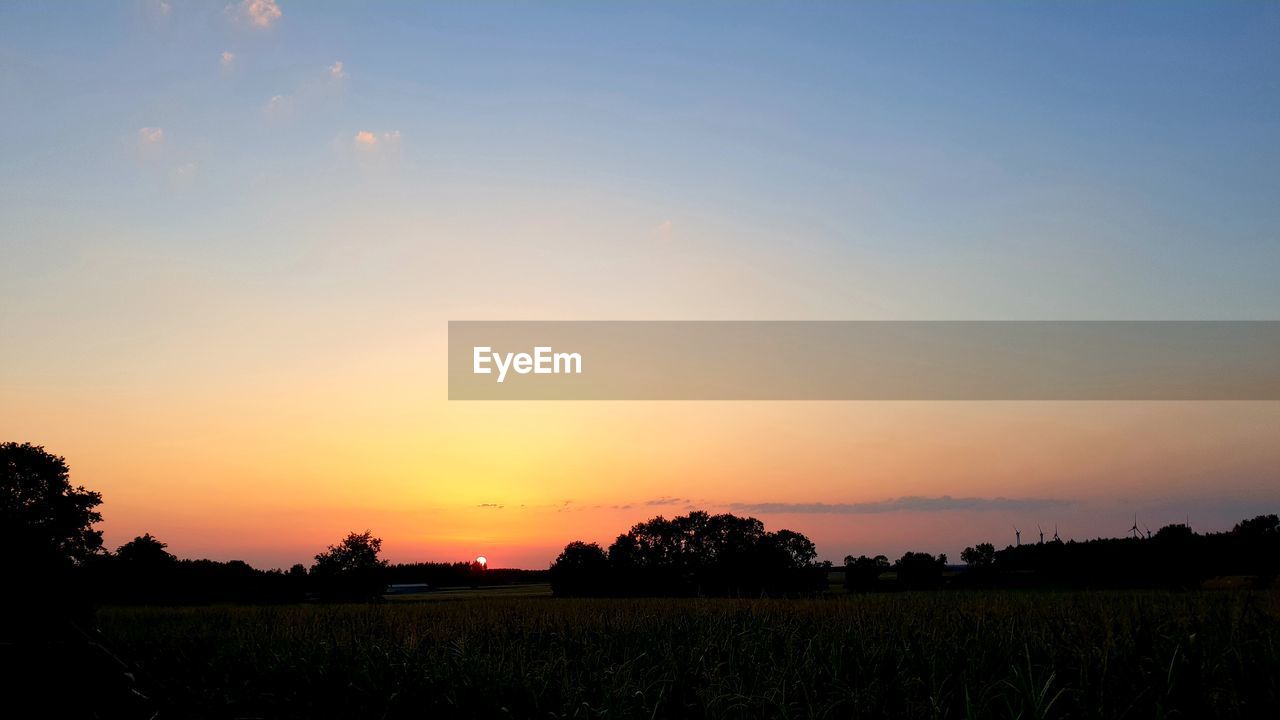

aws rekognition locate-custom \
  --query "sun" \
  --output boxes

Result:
[475,556,487,568]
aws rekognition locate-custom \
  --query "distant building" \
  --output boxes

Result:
[385,583,431,595]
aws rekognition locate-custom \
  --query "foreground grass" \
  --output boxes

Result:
[98,590,1280,719]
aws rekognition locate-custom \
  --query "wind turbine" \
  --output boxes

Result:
[1129,514,1141,539]
[1038,525,1044,544]
[1013,525,1021,547]
[1053,525,1060,542]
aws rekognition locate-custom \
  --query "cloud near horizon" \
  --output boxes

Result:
[645,496,685,506]
[726,496,1073,515]
[542,495,1072,515]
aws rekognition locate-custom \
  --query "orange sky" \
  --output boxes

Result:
[7,380,1278,568]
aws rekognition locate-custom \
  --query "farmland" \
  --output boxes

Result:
[97,589,1280,719]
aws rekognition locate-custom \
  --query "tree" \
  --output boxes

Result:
[1232,514,1279,537]
[310,530,387,601]
[116,533,176,565]
[843,554,890,592]
[549,541,610,596]
[0,442,103,568]
[593,511,822,596]
[766,529,818,568]
[894,551,946,590]
[961,542,996,568]
[1153,523,1195,543]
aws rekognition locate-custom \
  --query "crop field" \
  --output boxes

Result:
[98,590,1280,719]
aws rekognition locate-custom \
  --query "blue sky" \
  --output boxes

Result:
[4,2,1278,322]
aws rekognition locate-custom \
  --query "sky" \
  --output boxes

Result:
[2,1,1279,569]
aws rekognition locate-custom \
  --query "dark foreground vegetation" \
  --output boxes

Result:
[97,590,1280,719]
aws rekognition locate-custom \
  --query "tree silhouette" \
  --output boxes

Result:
[894,551,947,590]
[549,541,609,596]
[0,443,155,717]
[0,442,103,569]
[310,530,387,601]
[1232,514,1279,537]
[843,554,890,592]
[767,529,818,568]
[1,442,104,624]
[961,543,996,569]
[117,533,176,565]
[554,511,823,597]
[1154,523,1195,543]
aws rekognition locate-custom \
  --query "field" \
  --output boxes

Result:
[97,590,1280,719]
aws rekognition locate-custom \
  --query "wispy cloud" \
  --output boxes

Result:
[228,0,281,29]
[477,503,504,509]
[265,63,349,121]
[727,496,1073,515]
[646,496,685,506]
[170,161,198,183]
[353,130,402,151]
[137,126,165,146]
[264,93,292,119]
[466,494,1071,516]
[220,51,236,68]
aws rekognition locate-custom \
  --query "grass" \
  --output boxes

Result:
[96,590,1280,719]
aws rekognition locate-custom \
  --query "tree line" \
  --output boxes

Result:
[80,530,548,604]
[0,443,544,608]
[6,441,1280,609]
[550,511,828,597]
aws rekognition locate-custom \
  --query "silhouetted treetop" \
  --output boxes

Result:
[549,542,609,597]
[554,511,824,597]
[961,543,996,568]
[0,442,103,566]
[116,533,176,565]
[1233,514,1279,537]
[311,530,387,601]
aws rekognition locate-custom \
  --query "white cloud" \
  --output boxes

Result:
[137,127,165,146]
[329,61,347,80]
[353,130,401,149]
[264,94,292,118]
[220,51,236,68]
[228,0,281,29]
